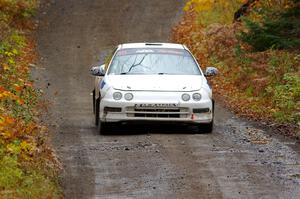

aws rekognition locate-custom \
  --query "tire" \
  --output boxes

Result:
[200,121,213,133]
[95,96,100,126]
[92,89,95,114]
[99,121,109,135]
[197,99,214,134]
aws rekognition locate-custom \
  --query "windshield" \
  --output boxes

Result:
[107,48,201,75]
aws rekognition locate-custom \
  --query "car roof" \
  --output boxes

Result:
[119,43,186,50]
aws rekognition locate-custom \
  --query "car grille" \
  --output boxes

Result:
[126,107,189,118]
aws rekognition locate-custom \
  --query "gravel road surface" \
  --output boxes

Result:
[36,0,300,198]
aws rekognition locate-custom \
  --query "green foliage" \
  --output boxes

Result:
[268,72,300,123]
[267,51,296,82]
[0,151,61,199]
[0,32,40,123]
[0,154,23,189]
[240,2,300,51]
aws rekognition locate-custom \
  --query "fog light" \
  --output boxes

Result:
[124,93,133,101]
[104,107,122,112]
[181,93,190,101]
[113,92,122,100]
[193,108,210,113]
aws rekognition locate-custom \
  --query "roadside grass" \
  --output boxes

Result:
[0,0,61,198]
[172,0,299,136]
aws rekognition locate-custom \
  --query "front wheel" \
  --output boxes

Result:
[92,89,95,114]
[99,121,109,135]
[198,100,214,133]
[198,121,213,133]
[95,97,100,126]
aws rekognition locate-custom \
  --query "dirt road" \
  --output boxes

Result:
[36,0,300,198]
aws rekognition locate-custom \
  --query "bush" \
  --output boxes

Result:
[269,72,300,123]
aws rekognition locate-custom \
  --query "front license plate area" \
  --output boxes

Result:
[134,104,179,109]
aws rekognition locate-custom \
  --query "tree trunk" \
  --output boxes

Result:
[234,0,259,22]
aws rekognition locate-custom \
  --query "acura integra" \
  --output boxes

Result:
[90,43,218,134]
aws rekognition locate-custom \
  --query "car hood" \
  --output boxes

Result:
[106,75,203,92]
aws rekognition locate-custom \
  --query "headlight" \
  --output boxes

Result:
[124,93,133,101]
[113,92,122,100]
[181,93,190,101]
[192,93,202,101]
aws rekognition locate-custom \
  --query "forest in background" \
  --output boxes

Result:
[0,0,61,198]
[172,0,299,136]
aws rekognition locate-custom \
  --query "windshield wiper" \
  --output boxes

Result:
[120,72,146,75]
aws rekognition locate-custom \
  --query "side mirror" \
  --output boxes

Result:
[90,64,106,76]
[204,67,218,77]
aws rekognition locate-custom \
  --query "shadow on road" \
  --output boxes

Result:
[98,123,204,136]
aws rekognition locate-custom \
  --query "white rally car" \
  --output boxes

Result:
[91,43,218,134]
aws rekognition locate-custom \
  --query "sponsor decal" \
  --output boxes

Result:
[134,104,178,108]
[157,49,184,55]
[100,80,106,89]
[136,49,154,53]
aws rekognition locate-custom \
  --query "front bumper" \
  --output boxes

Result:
[99,91,213,124]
